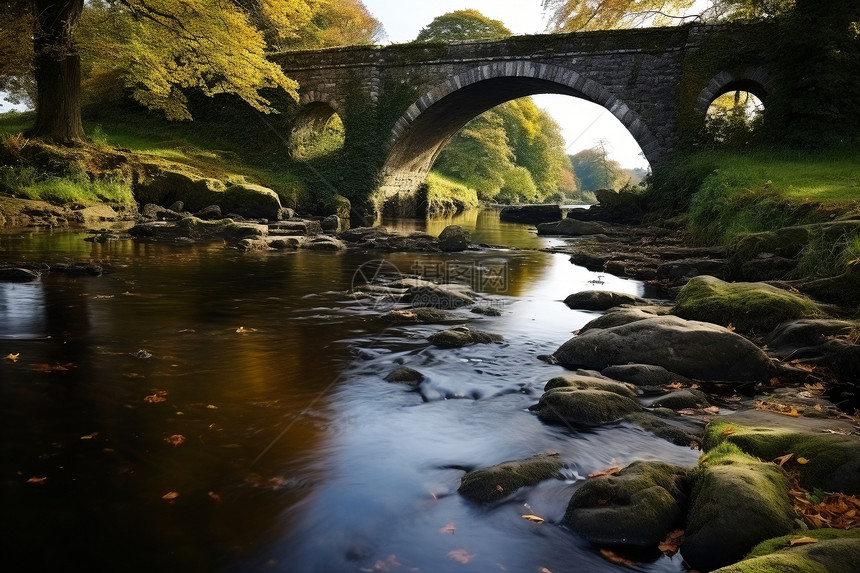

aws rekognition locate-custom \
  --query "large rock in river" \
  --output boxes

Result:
[682,444,797,571]
[552,315,773,383]
[218,183,285,221]
[564,290,649,311]
[673,275,822,335]
[499,204,562,224]
[458,451,563,503]
[564,461,690,546]
[427,326,503,348]
[437,225,471,252]
[529,388,641,425]
[713,529,860,573]
[536,218,606,236]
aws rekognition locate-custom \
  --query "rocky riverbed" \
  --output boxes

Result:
[3,200,859,572]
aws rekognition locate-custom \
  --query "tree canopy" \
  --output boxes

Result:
[569,145,629,191]
[415,9,511,42]
[541,0,795,32]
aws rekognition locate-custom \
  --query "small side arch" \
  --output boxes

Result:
[693,67,773,118]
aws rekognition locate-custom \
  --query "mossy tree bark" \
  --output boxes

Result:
[28,0,86,143]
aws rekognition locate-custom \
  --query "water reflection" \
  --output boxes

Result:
[0,215,692,573]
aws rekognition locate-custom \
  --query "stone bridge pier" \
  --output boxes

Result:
[272,22,775,215]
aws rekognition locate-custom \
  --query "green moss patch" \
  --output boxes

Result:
[713,529,860,573]
[673,275,822,335]
[458,451,563,503]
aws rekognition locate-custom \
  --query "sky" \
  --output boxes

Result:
[363,0,650,168]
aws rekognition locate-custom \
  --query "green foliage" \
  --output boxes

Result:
[569,146,628,192]
[498,166,538,203]
[424,172,480,214]
[796,232,860,279]
[701,91,765,149]
[278,0,384,49]
[414,9,511,42]
[648,148,860,243]
[289,114,345,161]
[0,165,134,205]
[434,98,576,203]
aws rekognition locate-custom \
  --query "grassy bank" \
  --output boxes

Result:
[424,172,480,214]
[651,148,860,243]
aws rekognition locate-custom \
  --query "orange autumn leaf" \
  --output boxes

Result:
[440,522,456,534]
[80,432,98,440]
[164,434,186,447]
[521,514,545,524]
[658,529,684,556]
[27,476,47,485]
[3,353,20,362]
[722,427,736,436]
[797,457,810,465]
[447,548,476,564]
[774,454,794,467]
[588,466,621,479]
[144,390,168,404]
[789,536,819,547]
[162,491,179,501]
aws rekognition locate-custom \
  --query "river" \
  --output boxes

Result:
[0,209,698,573]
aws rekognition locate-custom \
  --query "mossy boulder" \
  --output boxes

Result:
[798,259,860,307]
[380,308,458,324]
[673,276,822,335]
[544,374,638,398]
[128,217,266,241]
[529,388,641,425]
[703,410,860,494]
[427,326,503,348]
[536,218,607,236]
[578,307,667,334]
[682,443,797,571]
[650,389,710,410]
[458,451,563,503]
[133,170,225,210]
[624,412,702,447]
[714,529,860,573]
[404,283,475,309]
[218,183,285,221]
[384,366,425,386]
[563,290,649,311]
[553,316,774,383]
[563,461,690,546]
[437,225,471,252]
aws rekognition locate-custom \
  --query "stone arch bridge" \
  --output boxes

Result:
[271,22,774,214]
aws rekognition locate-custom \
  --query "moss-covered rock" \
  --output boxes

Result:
[380,307,458,324]
[458,451,563,503]
[578,307,665,334]
[405,283,475,309]
[673,276,823,335]
[553,316,774,383]
[384,366,425,386]
[703,410,860,494]
[624,412,702,447]
[544,374,639,398]
[563,290,649,311]
[427,326,503,348]
[437,224,471,252]
[133,170,225,210]
[713,529,860,573]
[650,389,710,410]
[798,259,860,307]
[563,461,690,546]
[218,183,285,221]
[682,443,797,572]
[529,389,641,425]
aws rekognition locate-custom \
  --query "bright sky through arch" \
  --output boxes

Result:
[362,0,651,169]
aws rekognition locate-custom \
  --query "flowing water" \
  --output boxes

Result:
[0,210,698,573]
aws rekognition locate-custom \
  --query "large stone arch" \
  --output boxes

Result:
[379,62,660,196]
[693,67,773,118]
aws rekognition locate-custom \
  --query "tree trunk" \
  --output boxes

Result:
[28,0,85,143]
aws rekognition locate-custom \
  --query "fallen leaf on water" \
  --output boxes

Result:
[797,457,809,464]
[208,491,223,504]
[27,476,47,485]
[588,466,621,479]
[538,569,552,573]
[80,432,98,440]
[162,491,179,502]
[440,521,456,534]
[3,353,19,362]
[658,529,684,556]
[447,549,475,564]
[32,362,75,373]
[677,408,699,416]
[164,434,185,447]
[789,537,819,547]
[665,381,684,390]
[703,406,720,414]
[774,454,794,467]
[599,549,635,567]
[521,514,545,524]
[206,404,218,410]
[236,326,257,334]
[144,390,168,404]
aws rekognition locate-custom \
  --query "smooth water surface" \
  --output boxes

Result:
[0,211,696,573]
